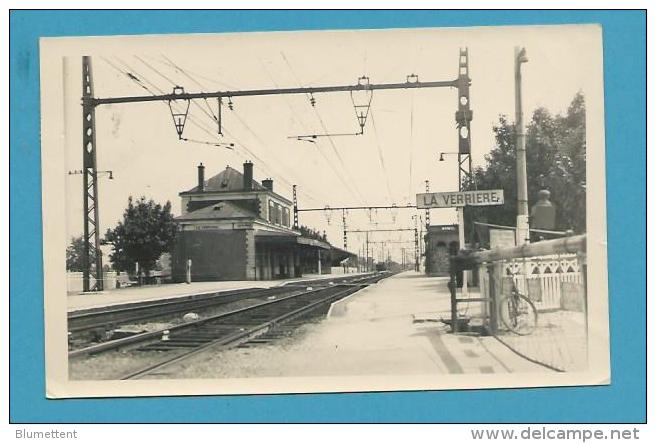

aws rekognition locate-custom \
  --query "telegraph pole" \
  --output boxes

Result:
[342,208,347,250]
[292,184,299,229]
[424,180,431,274]
[414,217,419,272]
[424,180,431,228]
[515,47,530,245]
[365,231,369,272]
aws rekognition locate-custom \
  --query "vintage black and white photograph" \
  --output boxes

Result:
[40,24,609,397]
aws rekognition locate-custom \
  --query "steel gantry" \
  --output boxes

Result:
[77,49,473,289]
[345,227,419,272]
[295,203,418,255]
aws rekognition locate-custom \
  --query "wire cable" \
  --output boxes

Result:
[280,51,367,205]
[368,110,394,204]
[140,55,323,206]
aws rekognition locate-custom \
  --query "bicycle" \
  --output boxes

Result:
[498,275,538,335]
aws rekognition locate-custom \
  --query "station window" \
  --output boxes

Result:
[274,203,282,224]
[269,200,275,223]
[282,207,290,227]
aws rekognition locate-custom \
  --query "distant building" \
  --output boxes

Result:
[424,224,459,275]
[172,161,347,281]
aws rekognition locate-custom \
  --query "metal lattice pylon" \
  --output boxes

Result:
[456,48,473,189]
[81,56,103,291]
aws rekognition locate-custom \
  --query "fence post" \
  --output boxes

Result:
[578,250,588,365]
[448,269,458,333]
[186,258,192,284]
[487,262,499,334]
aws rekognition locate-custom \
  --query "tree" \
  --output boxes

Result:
[298,225,327,242]
[66,236,91,271]
[463,92,586,241]
[104,196,177,273]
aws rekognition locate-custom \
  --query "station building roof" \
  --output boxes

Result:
[183,166,266,194]
[175,200,256,222]
[180,166,291,204]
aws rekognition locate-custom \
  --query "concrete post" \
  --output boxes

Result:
[287,250,294,278]
[448,268,458,333]
[458,208,469,296]
[244,230,256,280]
[515,47,530,246]
[486,262,501,334]
[185,259,192,284]
[135,261,141,286]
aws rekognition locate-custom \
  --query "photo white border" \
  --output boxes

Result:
[39,24,610,399]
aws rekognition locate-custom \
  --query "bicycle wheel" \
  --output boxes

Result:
[499,293,538,335]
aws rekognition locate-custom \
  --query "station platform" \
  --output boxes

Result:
[67,272,370,312]
[171,271,551,377]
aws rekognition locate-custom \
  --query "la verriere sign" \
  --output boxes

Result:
[416,189,505,209]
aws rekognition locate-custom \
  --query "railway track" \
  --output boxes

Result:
[69,272,392,379]
[68,272,378,336]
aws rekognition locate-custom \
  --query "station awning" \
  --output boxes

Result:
[254,230,331,250]
[329,245,357,264]
[296,237,331,250]
[254,230,298,245]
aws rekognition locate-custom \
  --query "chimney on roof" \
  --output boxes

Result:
[243,161,253,191]
[197,163,205,192]
[262,178,273,192]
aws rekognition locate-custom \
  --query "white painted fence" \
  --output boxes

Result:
[479,255,583,312]
[67,271,117,293]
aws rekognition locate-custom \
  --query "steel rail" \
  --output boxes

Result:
[68,286,286,333]
[68,273,376,334]
[69,273,382,359]
[121,283,369,380]
[69,286,331,358]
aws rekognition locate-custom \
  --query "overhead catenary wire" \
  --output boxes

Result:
[112,57,233,146]
[106,58,265,170]
[106,57,238,152]
[154,54,241,90]
[280,51,367,206]
[133,55,323,206]
[153,56,325,206]
[114,59,225,144]
[99,53,462,217]
[101,57,152,93]
[281,56,366,205]
[257,59,348,206]
[368,110,394,204]
[154,55,221,124]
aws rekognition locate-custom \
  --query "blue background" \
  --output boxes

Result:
[9,10,646,423]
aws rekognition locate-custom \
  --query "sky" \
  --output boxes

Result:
[60,25,601,263]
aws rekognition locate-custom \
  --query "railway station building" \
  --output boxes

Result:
[171,162,341,282]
